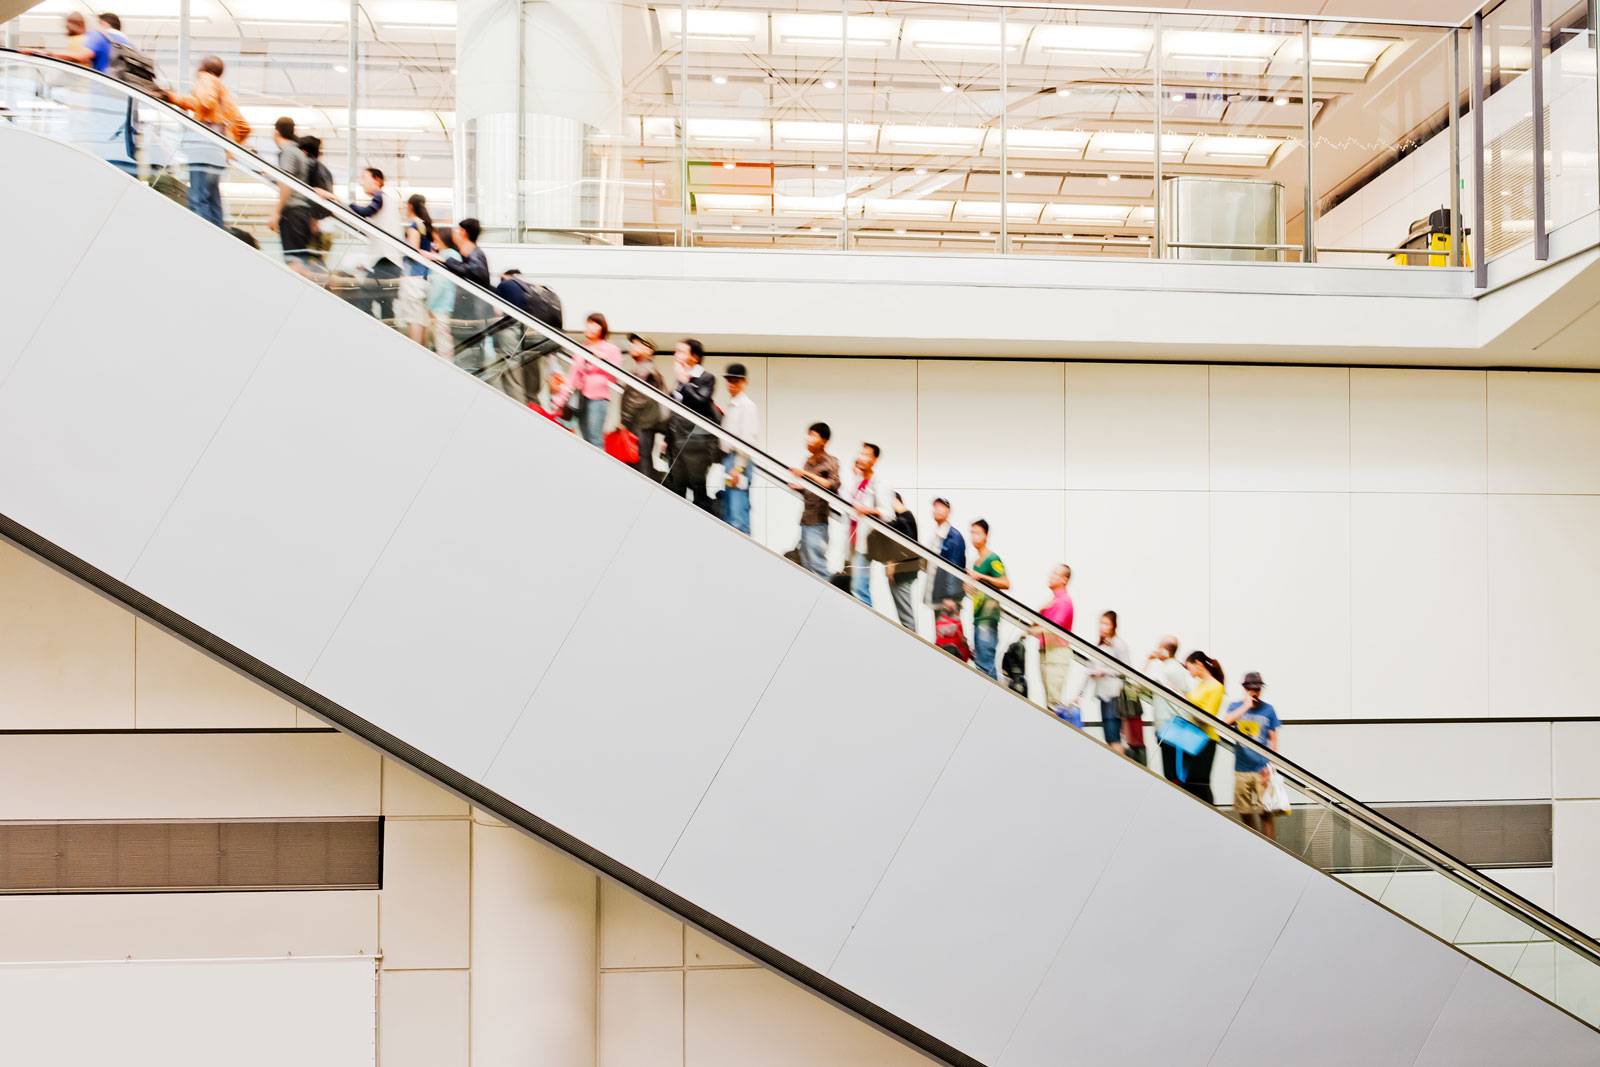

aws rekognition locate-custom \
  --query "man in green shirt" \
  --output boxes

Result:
[966,518,1009,679]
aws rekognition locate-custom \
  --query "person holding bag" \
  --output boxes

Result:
[1222,672,1283,840]
[1164,651,1225,804]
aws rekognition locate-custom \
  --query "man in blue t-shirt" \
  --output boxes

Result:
[1223,671,1281,840]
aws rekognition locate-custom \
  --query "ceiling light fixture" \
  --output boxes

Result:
[333,64,348,73]
[1108,173,1122,182]
[895,227,908,235]
[722,160,737,170]
[822,79,837,89]
[1011,169,1025,179]
[1274,95,1290,106]
[1169,91,1184,102]
[940,83,956,94]
[816,163,830,172]
[914,166,928,175]
[713,74,728,85]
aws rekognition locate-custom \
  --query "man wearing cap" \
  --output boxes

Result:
[718,362,760,535]
[1223,672,1281,840]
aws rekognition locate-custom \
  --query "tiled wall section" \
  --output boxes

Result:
[702,359,1600,724]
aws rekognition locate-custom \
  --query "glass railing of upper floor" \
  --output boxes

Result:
[3,0,1594,284]
[4,48,1600,1029]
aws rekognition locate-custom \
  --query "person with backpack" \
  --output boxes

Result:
[666,339,719,513]
[165,55,249,229]
[490,269,562,406]
[40,13,141,175]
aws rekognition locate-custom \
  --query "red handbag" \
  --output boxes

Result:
[605,427,640,464]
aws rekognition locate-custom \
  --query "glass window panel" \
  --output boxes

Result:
[1003,6,1157,259]
[843,1,1003,254]
[1158,14,1307,263]
[683,0,848,250]
[1480,0,1540,260]
[1311,23,1460,266]
[1540,1,1598,233]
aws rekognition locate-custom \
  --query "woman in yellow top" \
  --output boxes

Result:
[1180,651,1226,804]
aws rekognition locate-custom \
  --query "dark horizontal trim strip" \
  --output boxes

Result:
[0,818,382,894]
[0,513,980,1067]
[0,728,339,735]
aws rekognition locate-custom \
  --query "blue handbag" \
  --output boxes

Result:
[1156,714,1210,757]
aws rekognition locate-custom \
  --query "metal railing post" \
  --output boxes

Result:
[1472,12,1487,287]
[1530,0,1548,260]
[1450,27,1463,267]
[1302,19,1316,263]
[1152,14,1163,259]
[840,0,849,250]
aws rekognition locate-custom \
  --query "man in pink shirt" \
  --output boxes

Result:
[1034,563,1076,722]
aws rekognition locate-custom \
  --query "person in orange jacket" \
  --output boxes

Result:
[165,56,250,228]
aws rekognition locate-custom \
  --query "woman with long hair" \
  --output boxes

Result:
[1180,650,1225,803]
[397,193,435,345]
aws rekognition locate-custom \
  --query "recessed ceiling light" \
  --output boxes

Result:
[1107,173,1122,182]
[1274,95,1290,106]
[914,166,928,175]
[408,154,422,161]
[722,161,737,170]
[979,230,992,238]
[1169,91,1184,102]
[713,74,728,85]
[816,163,829,172]
[895,227,907,235]
[450,68,458,75]
[822,79,837,89]
[1011,169,1025,179]
[731,223,743,230]
[333,64,348,73]
[940,83,956,94]
[1500,188,1512,196]
[1060,88,1072,97]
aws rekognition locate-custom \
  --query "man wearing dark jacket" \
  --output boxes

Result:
[666,338,719,512]
[620,334,668,479]
[927,496,968,611]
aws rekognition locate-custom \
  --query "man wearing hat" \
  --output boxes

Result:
[1223,671,1281,840]
[718,362,761,535]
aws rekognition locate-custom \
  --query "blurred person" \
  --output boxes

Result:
[1222,672,1281,840]
[1146,635,1191,782]
[934,598,971,662]
[396,194,435,344]
[425,224,459,359]
[268,117,315,268]
[846,443,893,608]
[884,492,920,629]
[665,339,719,513]
[1180,651,1226,804]
[40,13,138,175]
[1087,610,1131,754]
[787,422,840,579]
[164,55,249,228]
[552,312,622,448]
[965,519,1009,680]
[1034,563,1075,722]
[718,363,760,535]
[619,334,667,479]
[348,167,403,315]
[431,219,491,367]
[926,496,967,620]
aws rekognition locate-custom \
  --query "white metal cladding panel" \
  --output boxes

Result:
[997,781,1313,1067]
[1209,873,1468,1066]
[827,690,1154,1062]
[657,591,989,969]
[127,289,479,680]
[0,956,375,1067]
[0,131,126,383]
[482,488,822,877]
[1415,962,1600,1067]
[0,173,306,580]
[307,388,656,781]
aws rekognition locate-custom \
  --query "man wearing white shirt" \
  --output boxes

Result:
[1146,635,1192,781]
[847,442,893,607]
[718,363,760,535]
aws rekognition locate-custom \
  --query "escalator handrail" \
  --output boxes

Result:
[7,47,1600,969]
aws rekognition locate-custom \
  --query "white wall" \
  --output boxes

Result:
[717,357,1600,728]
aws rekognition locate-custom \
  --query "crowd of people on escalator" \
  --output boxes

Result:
[26,13,1290,839]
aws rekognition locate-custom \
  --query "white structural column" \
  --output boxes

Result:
[456,0,625,239]
[469,812,598,1066]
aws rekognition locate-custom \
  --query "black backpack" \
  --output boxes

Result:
[106,37,161,96]
[1001,639,1029,695]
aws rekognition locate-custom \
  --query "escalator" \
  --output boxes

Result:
[3,52,1600,1065]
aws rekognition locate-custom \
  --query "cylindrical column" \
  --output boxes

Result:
[457,0,625,240]
[469,811,597,1066]
[1302,19,1315,264]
